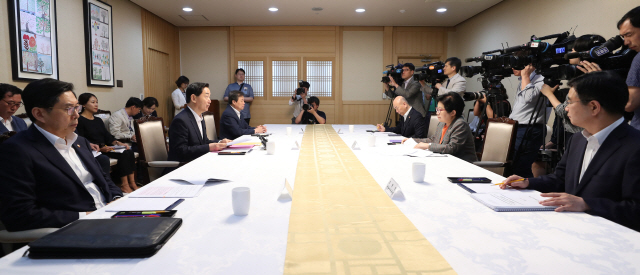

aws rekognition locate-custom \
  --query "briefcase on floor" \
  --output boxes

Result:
[27,218,182,259]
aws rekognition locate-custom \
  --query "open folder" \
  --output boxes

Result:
[460,183,557,212]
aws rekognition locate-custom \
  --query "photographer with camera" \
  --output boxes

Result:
[509,56,546,178]
[384,63,427,119]
[420,57,467,98]
[578,7,640,131]
[295,96,326,125]
[289,81,310,124]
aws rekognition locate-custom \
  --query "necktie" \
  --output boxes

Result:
[446,79,450,89]
[201,120,207,141]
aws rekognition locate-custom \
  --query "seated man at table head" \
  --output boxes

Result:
[132,96,158,120]
[0,78,123,232]
[295,96,326,124]
[501,71,640,232]
[412,92,477,162]
[219,90,267,140]
[376,95,425,138]
[167,82,228,167]
[0,83,27,134]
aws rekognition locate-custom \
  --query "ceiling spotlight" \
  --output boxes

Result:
[183,7,193,12]
[436,8,447,13]
[269,7,278,12]
[356,9,365,13]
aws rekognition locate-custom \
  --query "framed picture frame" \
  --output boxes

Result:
[7,0,59,81]
[84,0,114,87]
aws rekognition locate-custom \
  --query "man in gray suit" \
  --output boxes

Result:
[384,63,427,118]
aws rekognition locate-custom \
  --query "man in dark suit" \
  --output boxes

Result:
[219,90,267,140]
[376,96,425,138]
[0,83,28,134]
[167,82,228,167]
[0,79,123,232]
[502,71,640,232]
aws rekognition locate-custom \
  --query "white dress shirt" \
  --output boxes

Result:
[33,124,107,217]
[232,106,242,120]
[172,88,187,116]
[188,106,204,139]
[402,106,413,121]
[0,116,13,132]
[579,117,625,183]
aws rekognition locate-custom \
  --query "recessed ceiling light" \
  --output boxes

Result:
[356,9,365,13]
[436,8,447,13]
[183,7,192,12]
[269,7,278,12]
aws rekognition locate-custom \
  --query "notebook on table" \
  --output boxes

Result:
[459,183,557,212]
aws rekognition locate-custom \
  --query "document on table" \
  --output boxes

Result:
[105,198,182,212]
[170,177,229,185]
[92,151,102,157]
[470,192,557,212]
[129,185,204,198]
[228,136,253,145]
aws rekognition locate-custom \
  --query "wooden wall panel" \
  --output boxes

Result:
[342,101,396,126]
[141,9,180,124]
[234,30,336,53]
[393,27,450,58]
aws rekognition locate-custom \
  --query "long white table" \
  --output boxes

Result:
[1,124,639,275]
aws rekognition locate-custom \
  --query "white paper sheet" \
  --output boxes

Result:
[92,151,102,157]
[130,185,204,198]
[105,198,182,211]
[228,136,253,145]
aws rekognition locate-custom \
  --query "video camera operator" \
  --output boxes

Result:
[509,52,546,178]
[295,96,326,125]
[289,80,310,124]
[420,57,467,98]
[384,63,427,119]
[472,85,512,151]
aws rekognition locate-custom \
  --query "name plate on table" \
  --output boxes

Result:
[384,178,405,200]
[351,141,360,150]
[278,179,294,201]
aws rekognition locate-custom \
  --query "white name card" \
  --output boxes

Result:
[384,178,405,200]
[277,179,294,201]
[351,141,360,150]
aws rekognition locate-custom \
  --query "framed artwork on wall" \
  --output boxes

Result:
[7,0,59,81]
[84,0,114,87]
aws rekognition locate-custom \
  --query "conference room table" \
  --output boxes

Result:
[1,124,639,274]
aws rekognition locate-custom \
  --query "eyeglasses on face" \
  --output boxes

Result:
[49,105,82,116]
[2,99,22,108]
[435,107,446,113]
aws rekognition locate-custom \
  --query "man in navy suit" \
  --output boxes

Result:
[0,79,123,232]
[503,71,640,232]
[0,84,28,134]
[376,96,426,138]
[219,90,267,140]
[167,82,228,167]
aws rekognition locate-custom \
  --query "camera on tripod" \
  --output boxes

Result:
[414,61,447,84]
[381,64,404,85]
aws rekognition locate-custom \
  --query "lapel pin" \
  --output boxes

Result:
[77,144,80,148]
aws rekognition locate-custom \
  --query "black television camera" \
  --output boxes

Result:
[414,61,448,84]
[538,35,636,86]
[381,64,404,85]
[460,49,514,102]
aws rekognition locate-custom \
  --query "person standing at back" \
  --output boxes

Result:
[171,76,189,117]
[224,69,254,125]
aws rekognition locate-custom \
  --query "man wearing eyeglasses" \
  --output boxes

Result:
[0,78,122,231]
[384,63,427,121]
[0,83,27,134]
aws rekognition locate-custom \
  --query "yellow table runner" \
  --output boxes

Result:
[284,125,455,275]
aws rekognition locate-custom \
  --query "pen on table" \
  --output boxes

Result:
[492,178,525,185]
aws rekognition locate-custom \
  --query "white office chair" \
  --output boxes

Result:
[203,111,217,141]
[134,117,183,183]
[427,115,439,138]
[474,118,518,176]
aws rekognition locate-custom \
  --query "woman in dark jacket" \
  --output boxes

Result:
[77,93,138,193]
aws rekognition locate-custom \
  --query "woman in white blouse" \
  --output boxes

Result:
[171,75,190,116]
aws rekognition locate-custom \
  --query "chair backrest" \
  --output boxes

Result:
[202,111,217,141]
[15,113,31,128]
[427,115,439,138]
[544,124,553,144]
[134,117,168,182]
[94,109,112,131]
[480,117,518,176]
